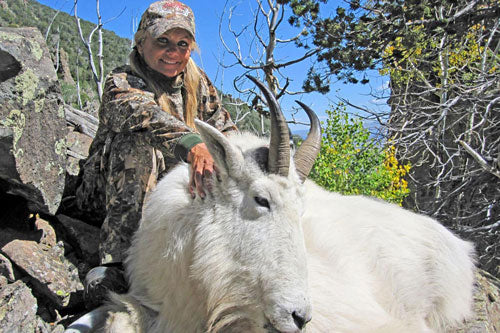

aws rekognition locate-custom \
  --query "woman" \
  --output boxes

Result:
[75,0,237,308]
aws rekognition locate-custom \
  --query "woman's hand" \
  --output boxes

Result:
[187,143,216,199]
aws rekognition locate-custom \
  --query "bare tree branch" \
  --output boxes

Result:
[73,0,126,100]
[45,0,68,41]
[458,140,500,180]
[74,0,103,99]
[218,0,326,133]
[220,0,319,96]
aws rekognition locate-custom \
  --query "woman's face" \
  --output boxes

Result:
[138,28,193,78]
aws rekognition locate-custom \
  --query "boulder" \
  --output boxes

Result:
[0,27,67,215]
[1,239,83,308]
[57,214,100,267]
[34,215,58,247]
[0,280,38,332]
[454,270,500,332]
[0,252,15,282]
[58,48,75,85]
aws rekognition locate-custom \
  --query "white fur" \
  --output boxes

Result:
[99,128,475,333]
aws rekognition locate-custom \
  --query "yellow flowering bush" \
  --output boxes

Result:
[378,146,411,204]
[309,105,410,205]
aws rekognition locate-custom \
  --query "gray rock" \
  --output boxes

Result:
[0,27,67,215]
[0,252,15,282]
[65,124,94,177]
[452,270,500,332]
[58,48,75,85]
[57,214,100,267]
[0,275,7,287]
[1,239,83,308]
[34,316,66,333]
[34,215,58,248]
[0,280,38,333]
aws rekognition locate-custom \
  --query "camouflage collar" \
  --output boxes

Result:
[160,71,184,94]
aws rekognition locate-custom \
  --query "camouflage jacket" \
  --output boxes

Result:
[86,64,237,169]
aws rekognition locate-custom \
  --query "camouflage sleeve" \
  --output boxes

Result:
[99,70,194,161]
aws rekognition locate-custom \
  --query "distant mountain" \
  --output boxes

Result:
[292,129,309,140]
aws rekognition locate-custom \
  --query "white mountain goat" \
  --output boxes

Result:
[66,76,475,333]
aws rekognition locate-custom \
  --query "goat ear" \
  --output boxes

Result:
[194,120,244,178]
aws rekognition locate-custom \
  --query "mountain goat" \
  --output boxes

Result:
[66,77,475,333]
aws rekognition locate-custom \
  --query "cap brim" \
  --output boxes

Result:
[148,20,195,40]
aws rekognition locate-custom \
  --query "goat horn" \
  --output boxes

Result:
[293,101,322,183]
[246,75,290,177]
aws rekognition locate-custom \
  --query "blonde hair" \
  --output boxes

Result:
[130,30,201,129]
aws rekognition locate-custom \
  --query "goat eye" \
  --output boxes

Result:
[254,196,270,209]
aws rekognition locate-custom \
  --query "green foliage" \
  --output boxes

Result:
[309,104,410,205]
[285,0,327,24]
[60,80,97,109]
[59,81,79,105]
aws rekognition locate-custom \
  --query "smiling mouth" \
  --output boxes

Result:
[160,59,179,65]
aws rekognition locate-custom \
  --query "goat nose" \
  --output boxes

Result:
[292,310,311,330]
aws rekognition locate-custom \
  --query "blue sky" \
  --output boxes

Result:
[36,0,389,132]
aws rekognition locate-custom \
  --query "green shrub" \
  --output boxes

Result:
[309,104,410,205]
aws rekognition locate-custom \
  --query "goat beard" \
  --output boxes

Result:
[206,298,264,333]
[209,313,255,333]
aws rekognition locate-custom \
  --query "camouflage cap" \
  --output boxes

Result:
[138,0,195,40]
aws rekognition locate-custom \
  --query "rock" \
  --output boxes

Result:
[0,280,38,332]
[0,212,56,248]
[57,214,100,267]
[58,48,75,85]
[0,27,67,215]
[0,178,30,229]
[444,270,500,332]
[453,270,500,332]
[0,226,41,247]
[65,127,94,177]
[39,320,66,333]
[34,215,58,248]
[35,317,54,333]
[0,252,15,282]
[1,239,83,308]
